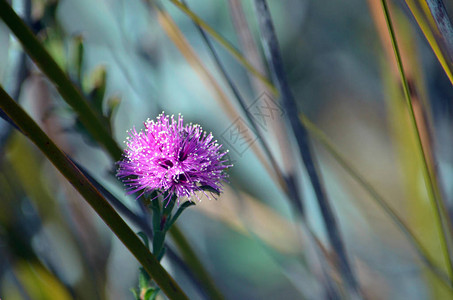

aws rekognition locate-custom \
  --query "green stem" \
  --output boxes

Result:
[169,226,224,300]
[0,86,189,300]
[150,196,166,260]
[380,0,453,279]
[0,0,122,160]
[153,230,166,259]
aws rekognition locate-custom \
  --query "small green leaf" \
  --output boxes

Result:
[165,201,195,230]
[144,287,160,300]
[138,267,151,290]
[88,66,107,116]
[106,96,121,124]
[162,193,177,218]
[73,35,84,83]
[157,246,166,262]
[152,230,166,259]
[150,196,161,233]
[199,185,220,196]
[137,232,150,249]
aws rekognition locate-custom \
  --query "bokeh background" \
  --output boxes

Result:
[1,0,453,299]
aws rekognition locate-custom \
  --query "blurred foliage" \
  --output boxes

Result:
[1,0,453,299]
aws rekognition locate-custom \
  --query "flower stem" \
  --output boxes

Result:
[150,196,167,260]
[0,86,189,300]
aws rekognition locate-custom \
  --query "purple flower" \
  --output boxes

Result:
[117,113,231,201]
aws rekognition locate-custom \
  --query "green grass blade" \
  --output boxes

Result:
[380,0,453,279]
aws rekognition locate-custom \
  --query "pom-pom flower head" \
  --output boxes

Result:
[117,113,231,202]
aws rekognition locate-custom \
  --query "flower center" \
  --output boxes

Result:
[158,159,174,169]
[179,149,188,161]
[175,173,188,183]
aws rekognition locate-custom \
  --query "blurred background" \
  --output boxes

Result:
[1,0,453,299]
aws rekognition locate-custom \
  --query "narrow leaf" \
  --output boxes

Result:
[166,201,195,230]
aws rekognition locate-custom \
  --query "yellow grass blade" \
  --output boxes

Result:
[403,0,453,85]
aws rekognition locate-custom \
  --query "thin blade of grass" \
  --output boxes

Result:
[227,0,268,93]
[225,0,306,216]
[380,0,453,279]
[252,0,361,297]
[175,2,336,293]
[368,1,453,295]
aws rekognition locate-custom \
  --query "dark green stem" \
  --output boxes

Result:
[153,229,167,261]
[0,86,188,300]
[150,196,167,260]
